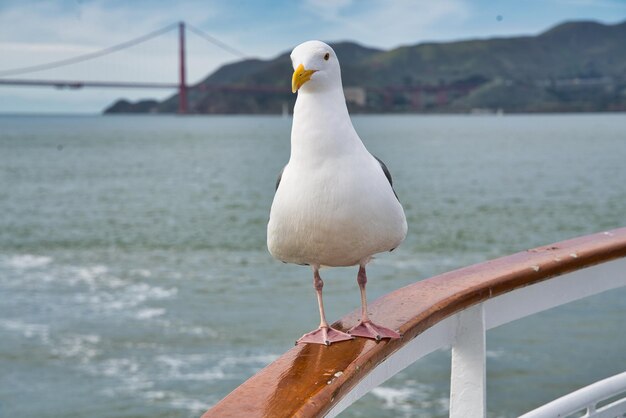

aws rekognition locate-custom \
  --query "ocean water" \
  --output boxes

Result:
[0,113,625,418]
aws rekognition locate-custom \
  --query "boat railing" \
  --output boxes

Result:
[203,228,626,418]
[519,371,626,418]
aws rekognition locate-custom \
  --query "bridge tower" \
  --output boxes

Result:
[178,21,188,114]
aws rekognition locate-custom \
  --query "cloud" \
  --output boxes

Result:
[556,0,626,8]
[3,3,144,45]
[302,0,371,37]
[1,0,623,113]
[0,42,95,54]
[0,2,246,81]
[301,0,471,46]
[0,1,245,112]
[305,0,354,20]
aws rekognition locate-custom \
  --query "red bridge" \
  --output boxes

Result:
[0,22,265,114]
[0,22,481,113]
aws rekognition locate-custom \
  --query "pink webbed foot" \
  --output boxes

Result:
[297,326,354,346]
[349,320,401,341]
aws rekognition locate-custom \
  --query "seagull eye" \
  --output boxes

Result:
[324,53,330,61]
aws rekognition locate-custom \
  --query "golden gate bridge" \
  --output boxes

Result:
[0,21,281,114]
[0,22,482,113]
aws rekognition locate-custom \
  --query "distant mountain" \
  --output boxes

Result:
[104,20,626,114]
[104,99,160,113]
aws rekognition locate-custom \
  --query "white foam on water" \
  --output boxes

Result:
[144,390,167,400]
[73,280,177,314]
[94,357,156,393]
[371,386,416,410]
[153,352,280,385]
[5,254,53,269]
[155,318,218,338]
[2,258,119,291]
[100,358,141,376]
[180,325,217,337]
[4,258,177,322]
[487,349,505,359]
[2,255,217,417]
[135,308,166,320]
[90,355,218,416]
[51,333,101,363]
[0,319,101,365]
[156,355,187,370]
[184,353,279,382]
[0,319,50,343]
[127,283,178,299]
[156,354,227,381]
[75,265,109,282]
[218,353,279,367]
[130,268,152,278]
[143,390,209,415]
[167,396,209,415]
[67,265,129,289]
[370,383,449,417]
[174,369,228,381]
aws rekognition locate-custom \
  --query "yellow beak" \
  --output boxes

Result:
[292,63,316,93]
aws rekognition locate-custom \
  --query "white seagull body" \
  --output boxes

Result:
[267,40,407,345]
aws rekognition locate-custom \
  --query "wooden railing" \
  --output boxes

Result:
[203,228,626,418]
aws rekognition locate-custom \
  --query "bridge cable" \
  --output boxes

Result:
[0,23,178,77]
[185,23,248,59]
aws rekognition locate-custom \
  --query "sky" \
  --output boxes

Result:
[1,0,625,114]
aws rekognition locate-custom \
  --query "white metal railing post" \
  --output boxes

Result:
[449,303,486,418]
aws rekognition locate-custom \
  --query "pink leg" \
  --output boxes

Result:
[348,265,401,341]
[297,266,353,346]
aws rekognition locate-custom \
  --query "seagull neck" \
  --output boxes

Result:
[294,87,348,117]
[291,89,364,162]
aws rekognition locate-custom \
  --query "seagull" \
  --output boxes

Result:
[267,40,408,346]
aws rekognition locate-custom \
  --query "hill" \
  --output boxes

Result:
[104,20,626,114]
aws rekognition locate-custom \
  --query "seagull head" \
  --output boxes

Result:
[290,41,342,94]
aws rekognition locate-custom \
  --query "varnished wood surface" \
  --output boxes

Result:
[203,228,626,418]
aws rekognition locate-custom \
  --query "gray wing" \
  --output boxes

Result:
[275,166,285,191]
[372,155,399,200]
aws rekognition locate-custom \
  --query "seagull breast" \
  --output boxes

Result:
[267,40,407,267]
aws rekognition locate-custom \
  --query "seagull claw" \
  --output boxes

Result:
[348,320,401,341]
[297,326,353,345]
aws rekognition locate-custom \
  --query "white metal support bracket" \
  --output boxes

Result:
[450,303,486,418]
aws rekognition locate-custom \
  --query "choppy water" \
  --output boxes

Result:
[1,113,625,418]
